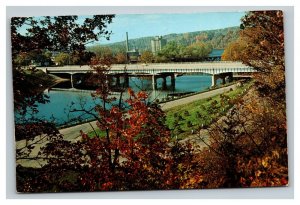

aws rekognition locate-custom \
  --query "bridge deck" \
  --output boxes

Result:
[39,61,254,75]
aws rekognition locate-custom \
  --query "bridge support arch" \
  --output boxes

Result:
[152,73,176,91]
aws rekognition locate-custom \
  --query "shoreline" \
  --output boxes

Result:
[15,82,241,168]
[59,83,239,140]
[56,81,240,130]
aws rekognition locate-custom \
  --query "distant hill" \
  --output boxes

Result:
[88,26,240,54]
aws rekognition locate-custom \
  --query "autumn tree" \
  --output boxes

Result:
[221,38,247,61]
[13,15,115,168]
[115,52,127,64]
[17,56,194,192]
[12,14,114,113]
[185,10,288,189]
[239,10,285,99]
[140,50,154,63]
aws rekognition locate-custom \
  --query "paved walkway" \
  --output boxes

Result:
[159,84,237,110]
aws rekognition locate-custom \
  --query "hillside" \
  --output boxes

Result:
[88,26,240,54]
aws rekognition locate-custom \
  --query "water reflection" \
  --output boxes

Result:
[16,74,220,126]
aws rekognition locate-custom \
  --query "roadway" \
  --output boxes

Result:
[39,61,253,75]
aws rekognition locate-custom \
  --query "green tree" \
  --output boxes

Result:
[54,52,70,65]
[182,42,212,60]
[157,41,184,61]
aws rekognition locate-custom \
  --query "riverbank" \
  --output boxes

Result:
[59,83,242,140]
[15,81,247,168]
[165,82,251,140]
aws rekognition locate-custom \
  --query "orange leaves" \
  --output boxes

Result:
[127,88,135,97]
[127,88,148,100]
[180,174,204,189]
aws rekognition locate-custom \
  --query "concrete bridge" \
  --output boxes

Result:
[39,61,255,90]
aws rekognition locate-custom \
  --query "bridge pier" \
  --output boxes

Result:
[211,74,217,87]
[123,75,130,88]
[152,75,157,90]
[70,74,74,88]
[171,74,176,91]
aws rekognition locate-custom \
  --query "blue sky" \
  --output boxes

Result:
[99,12,246,45]
[17,12,246,45]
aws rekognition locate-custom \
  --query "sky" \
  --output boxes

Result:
[99,12,246,45]
[17,11,247,46]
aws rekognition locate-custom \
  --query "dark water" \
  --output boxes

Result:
[16,74,221,126]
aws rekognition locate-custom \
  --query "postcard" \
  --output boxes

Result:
[12,10,288,192]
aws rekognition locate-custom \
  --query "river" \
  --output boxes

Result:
[15,74,222,127]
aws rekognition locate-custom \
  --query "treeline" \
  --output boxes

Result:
[14,26,239,67]
[13,41,212,66]
[88,26,239,53]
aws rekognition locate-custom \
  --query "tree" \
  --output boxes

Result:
[221,38,247,61]
[54,52,70,65]
[157,41,184,61]
[71,50,96,65]
[115,52,127,64]
[239,10,285,99]
[13,15,115,173]
[13,50,53,67]
[12,14,114,113]
[195,33,208,43]
[187,10,288,188]
[11,15,114,59]
[140,50,154,63]
[182,42,212,60]
[17,56,197,192]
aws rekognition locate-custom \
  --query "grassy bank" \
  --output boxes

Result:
[165,81,252,140]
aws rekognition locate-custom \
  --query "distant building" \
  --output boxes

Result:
[206,49,224,61]
[151,36,167,54]
[127,48,140,63]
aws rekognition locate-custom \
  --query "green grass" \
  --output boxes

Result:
[87,129,106,138]
[165,81,252,140]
